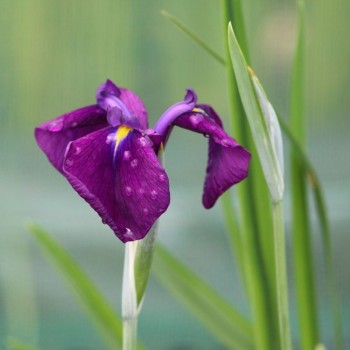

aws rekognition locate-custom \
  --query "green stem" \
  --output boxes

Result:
[123,318,137,350]
[272,201,292,350]
[122,242,138,350]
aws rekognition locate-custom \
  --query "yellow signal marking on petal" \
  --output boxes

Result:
[115,126,132,148]
[192,107,209,117]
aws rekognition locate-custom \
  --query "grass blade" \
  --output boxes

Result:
[278,114,344,349]
[289,2,319,348]
[223,2,279,348]
[160,10,226,65]
[153,244,253,350]
[27,223,124,350]
[228,23,293,349]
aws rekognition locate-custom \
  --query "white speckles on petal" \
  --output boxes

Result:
[106,133,116,144]
[125,186,132,197]
[138,136,149,147]
[123,150,131,160]
[189,114,203,127]
[49,119,64,131]
[150,190,158,200]
[221,138,229,146]
[124,228,133,237]
[130,159,138,168]
[138,188,145,195]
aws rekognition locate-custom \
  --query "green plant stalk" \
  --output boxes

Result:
[122,318,137,350]
[223,2,279,349]
[290,2,319,348]
[122,225,158,350]
[122,242,138,350]
[272,201,292,350]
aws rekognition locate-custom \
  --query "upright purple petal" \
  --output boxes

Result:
[96,80,148,130]
[35,105,107,173]
[173,105,251,208]
[154,89,197,144]
[63,127,170,242]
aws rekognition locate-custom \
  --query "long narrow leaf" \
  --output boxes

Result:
[278,114,344,349]
[228,22,293,350]
[27,223,124,350]
[223,3,279,349]
[289,2,319,348]
[153,244,254,350]
[160,10,226,65]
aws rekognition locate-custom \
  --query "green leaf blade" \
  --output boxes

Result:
[289,3,320,349]
[161,10,226,66]
[153,244,254,350]
[227,24,283,203]
[224,5,280,349]
[27,223,123,350]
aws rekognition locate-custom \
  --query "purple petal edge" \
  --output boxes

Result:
[35,104,107,173]
[173,104,251,208]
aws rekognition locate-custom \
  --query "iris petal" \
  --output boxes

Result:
[97,80,148,130]
[173,104,251,208]
[35,105,107,173]
[63,127,170,242]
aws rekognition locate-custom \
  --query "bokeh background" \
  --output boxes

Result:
[0,0,349,348]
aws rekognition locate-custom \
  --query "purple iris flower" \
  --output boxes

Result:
[35,80,250,242]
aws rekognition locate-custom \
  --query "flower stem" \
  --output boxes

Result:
[122,242,138,350]
[123,317,137,350]
[272,200,292,350]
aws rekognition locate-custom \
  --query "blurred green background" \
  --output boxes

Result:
[0,0,349,348]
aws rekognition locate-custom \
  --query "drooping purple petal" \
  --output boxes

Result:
[35,105,107,173]
[173,104,251,208]
[96,80,148,130]
[63,127,170,242]
[203,137,250,208]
